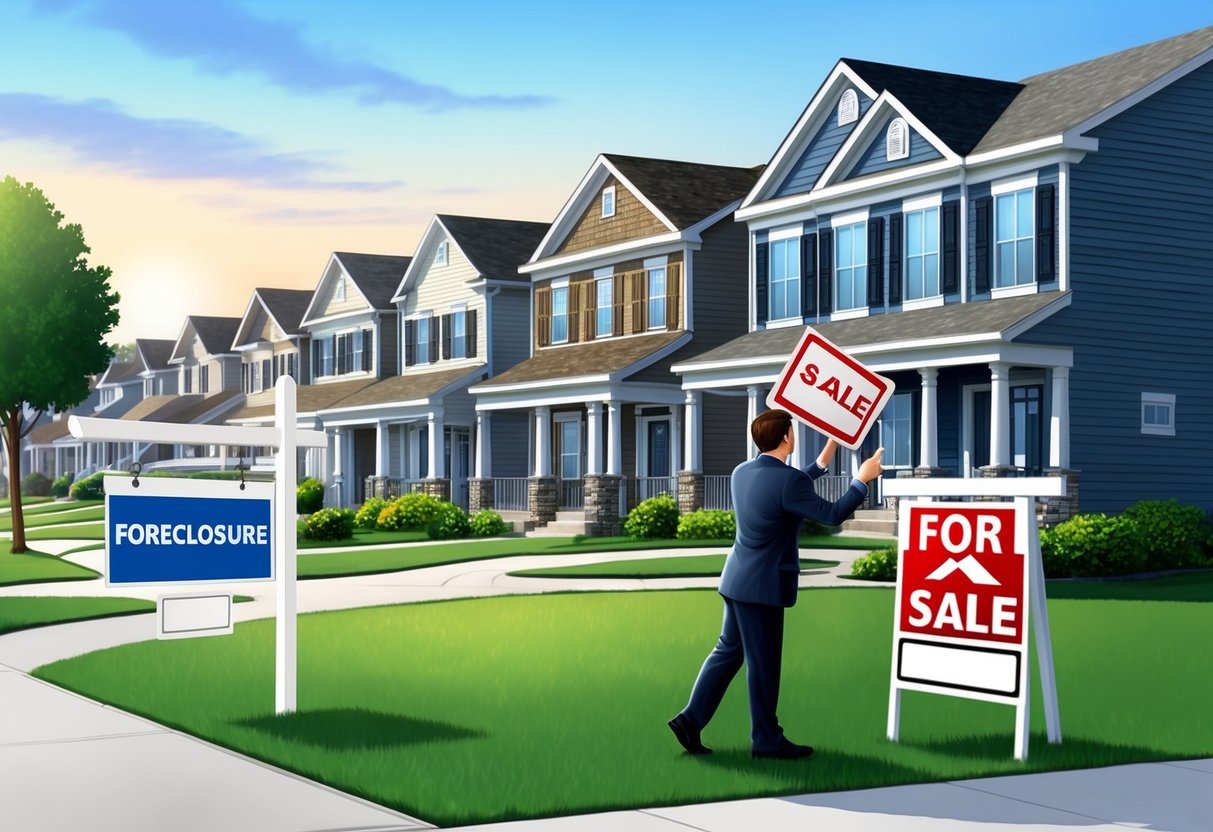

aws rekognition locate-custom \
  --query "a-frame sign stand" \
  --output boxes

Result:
[882,476,1064,761]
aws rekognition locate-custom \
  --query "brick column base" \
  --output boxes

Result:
[420,478,451,503]
[528,476,557,525]
[677,471,704,514]
[584,474,623,537]
[1041,468,1080,527]
[468,478,494,514]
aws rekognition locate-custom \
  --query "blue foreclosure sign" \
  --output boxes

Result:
[105,476,275,586]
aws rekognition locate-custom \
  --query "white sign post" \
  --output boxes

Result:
[882,477,1063,760]
[766,327,895,449]
[69,376,324,714]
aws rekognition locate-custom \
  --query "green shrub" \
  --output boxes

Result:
[301,507,355,541]
[850,546,899,581]
[296,477,325,515]
[354,497,391,531]
[21,472,52,497]
[469,510,510,538]
[69,471,107,500]
[50,471,75,498]
[426,502,470,540]
[676,509,736,541]
[1039,513,1147,578]
[1122,498,1209,570]
[377,492,445,531]
[623,494,679,540]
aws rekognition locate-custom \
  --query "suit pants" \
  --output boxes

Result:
[680,596,786,753]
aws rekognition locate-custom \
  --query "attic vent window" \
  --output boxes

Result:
[334,275,345,301]
[838,89,859,125]
[886,118,909,161]
[435,241,449,266]
[601,185,616,218]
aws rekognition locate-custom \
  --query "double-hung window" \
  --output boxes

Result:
[595,271,613,337]
[880,392,914,468]
[995,188,1034,287]
[352,331,364,372]
[646,257,666,329]
[321,339,334,377]
[451,309,467,359]
[905,207,940,300]
[835,220,868,311]
[416,318,430,363]
[768,235,801,321]
[551,285,569,343]
[1141,392,1175,436]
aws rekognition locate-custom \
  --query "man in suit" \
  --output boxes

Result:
[668,408,884,759]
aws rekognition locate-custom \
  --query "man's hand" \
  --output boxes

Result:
[816,438,838,470]
[857,447,884,483]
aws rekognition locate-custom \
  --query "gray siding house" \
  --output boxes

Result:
[673,26,1213,521]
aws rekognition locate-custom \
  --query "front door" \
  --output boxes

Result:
[1011,384,1043,474]
[647,419,670,478]
[445,427,471,509]
[971,389,991,474]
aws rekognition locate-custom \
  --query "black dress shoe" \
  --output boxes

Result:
[668,713,712,755]
[752,740,814,759]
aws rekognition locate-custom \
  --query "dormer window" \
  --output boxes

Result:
[435,240,449,266]
[886,118,909,161]
[334,275,345,302]
[838,89,859,126]
[601,186,616,218]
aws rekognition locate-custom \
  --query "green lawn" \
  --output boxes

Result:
[25,523,105,541]
[510,555,840,579]
[0,545,100,586]
[0,503,104,531]
[0,497,51,509]
[33,583,1213,826]
[297,528,430,550]
[0,596,155,635]
[298,534,887,580]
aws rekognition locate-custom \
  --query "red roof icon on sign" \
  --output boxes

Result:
[925,555,1001,586]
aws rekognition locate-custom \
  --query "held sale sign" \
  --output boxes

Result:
[766,327,894,449]
[105,475,274,586]
[894,504,1027,699]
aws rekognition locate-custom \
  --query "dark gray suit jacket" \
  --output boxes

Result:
[719,455,867,608]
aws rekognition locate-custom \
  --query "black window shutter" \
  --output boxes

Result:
[974,196,992,294]
[1036,184,1056,283]
[941,201,959,294]
[818,228,833,312]
[262,358,271,387]
[428,316,438,362]
[867,217,885,310]
[242,363,249,393]
[754,242,769,325]
[404,320,416,367]
[466,309,477,358]
[362,330,372,372]
[311,340,320,379]
[888,214,903,305]
[288,353,296,380]
[441,314,452,360]
[800,234,817,317]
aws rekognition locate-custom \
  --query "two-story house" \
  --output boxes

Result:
[135,339,178,398]
[231,288,313,401]
[673,26,1213,522]
[322,215,548,512]
[470,154,761,534]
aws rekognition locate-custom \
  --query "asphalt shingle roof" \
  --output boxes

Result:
[321,366,487,412]
[478,331,685,387]
[604,155,764,229]
[26,420,71,445]
[227,377,378,422]
[333,252,411,309]
[98,361,141,386]
[678,292,1070,368]
[188,316,242,356]
[256,288,313,335]
[134,339,175,373]
[437,216,550,282]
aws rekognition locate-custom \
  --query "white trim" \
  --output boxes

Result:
[838,88,859,126]
[900,295,945,311]
[886,118,909,161]
[550,276,570,290]
[1058,161,1070,292]
[829,307,869,321]
[642,255,669,269]
[601,185,616,219]
[883,477,1064,497]
[764,316,803,329]
[767,223,802,242]
[962,382,991,476]
[593,266,613,280]
[472,374,611,396]
[902,192,942,213]
[1140,391,1176,437]
[830,208,870,228]
[965,135,1097,167]
[990,172,1039,196]
[405,309,434,321]
[449,300,468,311]
[523,231,684,275]
[300,255,375,326]
[635,411,674,478]
[683,244,694,332]
[990,284,1039,300]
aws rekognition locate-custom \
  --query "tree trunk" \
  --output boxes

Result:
[4,410,27,554]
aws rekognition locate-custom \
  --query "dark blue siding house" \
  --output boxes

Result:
[672,26,1213,523]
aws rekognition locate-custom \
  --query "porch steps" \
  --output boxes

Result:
[526,510,590,538]
[841,509,897,538]
[494,510,534,534]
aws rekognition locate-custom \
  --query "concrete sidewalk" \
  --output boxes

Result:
[2,541,1209,830]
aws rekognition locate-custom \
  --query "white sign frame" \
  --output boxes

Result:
[883,478,1063,761]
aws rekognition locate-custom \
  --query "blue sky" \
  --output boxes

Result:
[2,0,1208,343]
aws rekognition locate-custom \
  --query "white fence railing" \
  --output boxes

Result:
[492,477,528,512]
[704,475,731,510]
[560,479,584,509]
[635,476,676,503]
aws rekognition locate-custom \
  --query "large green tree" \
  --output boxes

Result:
[0,176,120,553]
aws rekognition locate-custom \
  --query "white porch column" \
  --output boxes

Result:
[332,427,345,506]
[474,410,491,479]
[218,444,227,471]
[918,367,939,469]
[534,406,552,477]
[606,400,622,476]
[684,391,702,471]
[55,447,62,477]
[585,402,602,475]
[375,420,390,477]
[789,421,807,469]
[989,362,1011,467]
[1049,366,1070,468]
[670,404,682,475]
[746,385,764,458]
[428,407,445,478]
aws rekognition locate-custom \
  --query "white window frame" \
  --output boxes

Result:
[993,186,1035,290]
[880,391,915,470]
[334,275,345,302]
[767,229,802,323]
[903,205,941,303]
[1141,392,1175,436]
[435,240,448,266]
[645,256,667,330]
[451,305,467,360]
[415,317,431,364]
[886,118,909,161]
[594,267,613,338]
[833,218,868,312]
[838,89,859,126]
[554,411,582,480]
[601,186,616,218]
[551,284,570,344]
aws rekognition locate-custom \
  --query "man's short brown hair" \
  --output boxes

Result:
[751,408,794,453]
